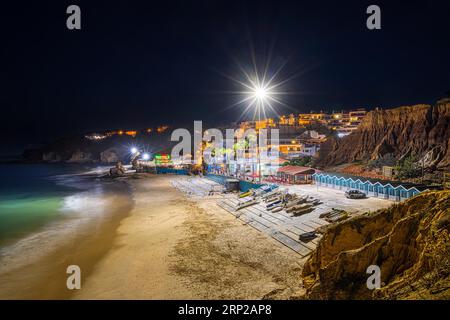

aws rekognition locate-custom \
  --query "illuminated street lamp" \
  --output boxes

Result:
[254,86,268,101]
[142,153,150,161]
[246,84,275,183]
[227,60,295,181]
[130,147,141,166]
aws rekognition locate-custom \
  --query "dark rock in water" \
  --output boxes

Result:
[301,190,450,300]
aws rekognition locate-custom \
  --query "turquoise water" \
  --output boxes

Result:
[0,164,103,246]
[0,163,134,277]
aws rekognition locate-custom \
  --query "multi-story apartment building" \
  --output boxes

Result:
[240,108,367,133]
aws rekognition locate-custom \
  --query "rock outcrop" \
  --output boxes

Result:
[22,129,174,164]
[301,190,450,300]
[42,151,62,162]
[100,148,120,163]
[67,150,93,163]
[317,102,450,169]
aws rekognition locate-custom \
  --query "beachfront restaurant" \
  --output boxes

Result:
[312,172,429,201]
[276,166,318,184]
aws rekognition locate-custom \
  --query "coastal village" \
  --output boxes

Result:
[76,97,449,299]
[100,99,448,189]
[2,0,450,305]
[3,100,449,300]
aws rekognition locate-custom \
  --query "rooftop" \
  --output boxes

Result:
[278,165,318,175]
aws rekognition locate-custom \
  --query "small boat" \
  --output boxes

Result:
[299,231,317,242]
[258,184,278,194]
[245,184,279,198]
[266,196,282,205]
[239,189,253,198]
[271,207,284,213]
[284,197,307,209]
[266,199,282,209]
[236,199,259,210]
[310,199,322,206]
[268,203,283,211]
[324,212,349,223]
[291,207,314,217]
[283,201,298,209]
[320,209,346,219]
[263,192,282,202]
[263,188,287,201]
[286,203,313,213]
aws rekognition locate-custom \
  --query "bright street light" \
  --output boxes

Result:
[131,147,138,154]
[142,153,150,160]
[222,56,300,181]
[254,86,268,101]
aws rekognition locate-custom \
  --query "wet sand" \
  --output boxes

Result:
[75,175,305,299]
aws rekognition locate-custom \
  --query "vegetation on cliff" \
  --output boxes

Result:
[302,190,450,300]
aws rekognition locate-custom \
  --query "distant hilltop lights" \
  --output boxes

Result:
[84,125,169,141]
[83,109,366,142]
[84,133,107,141]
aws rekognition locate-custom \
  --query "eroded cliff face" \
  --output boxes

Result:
[301,191,450,300]
[317,103,450,169]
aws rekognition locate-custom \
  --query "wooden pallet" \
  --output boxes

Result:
[217,197,329,257]
[170,177,231,199]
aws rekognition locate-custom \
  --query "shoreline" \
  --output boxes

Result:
[73,174,195,299]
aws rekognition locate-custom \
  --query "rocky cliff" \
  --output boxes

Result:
[301,190,450,300]
[317,102,450,169]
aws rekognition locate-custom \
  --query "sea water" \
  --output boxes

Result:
[0,164,127,274]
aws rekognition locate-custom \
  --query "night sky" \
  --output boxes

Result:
[1,0,449,151]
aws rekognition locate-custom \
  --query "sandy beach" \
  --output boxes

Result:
[74,175,306,299]
[0,174,306,299]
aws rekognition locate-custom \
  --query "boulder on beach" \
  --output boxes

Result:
[109,161,126,177]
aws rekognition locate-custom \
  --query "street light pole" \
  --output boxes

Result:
[257,142,262,183]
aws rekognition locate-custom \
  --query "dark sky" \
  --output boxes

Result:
[1,0,449,150]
